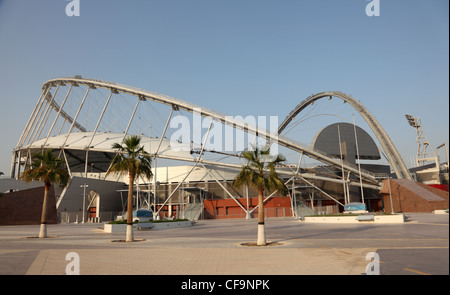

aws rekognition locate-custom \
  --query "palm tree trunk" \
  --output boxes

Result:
[126,173,135,242]
[39,183,50,238]
[257,188,266,246]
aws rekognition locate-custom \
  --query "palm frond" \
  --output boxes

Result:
[107,135,153,181]
[20,149,70,187]
[233,145,287,194]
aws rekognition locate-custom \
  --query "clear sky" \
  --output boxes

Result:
[0,0,448,176]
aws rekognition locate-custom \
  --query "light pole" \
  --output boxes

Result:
[81,184,88,223]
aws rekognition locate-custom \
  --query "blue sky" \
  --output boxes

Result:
[0,0,448,175]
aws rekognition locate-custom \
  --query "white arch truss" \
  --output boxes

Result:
[14,77,394,185]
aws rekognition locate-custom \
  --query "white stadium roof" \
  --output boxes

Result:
[26,131,194,158]
[22,132,197,173]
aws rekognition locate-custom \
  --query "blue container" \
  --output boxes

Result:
[133,209,153,218]
[344,202,367,212]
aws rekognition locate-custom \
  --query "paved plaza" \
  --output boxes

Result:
[0,213,448,276]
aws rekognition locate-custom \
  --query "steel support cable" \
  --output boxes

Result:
[36,79,383,183]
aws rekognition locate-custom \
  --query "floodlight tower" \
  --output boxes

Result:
[405,114,438,167]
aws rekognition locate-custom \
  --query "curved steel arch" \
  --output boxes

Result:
[278,91,412,180]
[19,78,383,184]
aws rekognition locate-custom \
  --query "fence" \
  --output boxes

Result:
[203,206,292,219]
[58,211,119,223]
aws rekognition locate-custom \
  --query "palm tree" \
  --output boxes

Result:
[107,135,153,242]
[21,149,70,238]
[233,145,288,245]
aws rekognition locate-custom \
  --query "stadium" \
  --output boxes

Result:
[3,76,448,224]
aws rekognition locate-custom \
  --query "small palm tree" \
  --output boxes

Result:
[233,145,288,245]
[21,149,70,238]
[107,135,153,242]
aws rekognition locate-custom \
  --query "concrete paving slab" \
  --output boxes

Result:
[0,214,447,276]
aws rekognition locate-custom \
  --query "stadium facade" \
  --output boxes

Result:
[4,76,448,224]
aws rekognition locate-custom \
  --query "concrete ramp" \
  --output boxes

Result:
[183,203,203,221]
[380,179,449,212]
[394,179,445,202]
